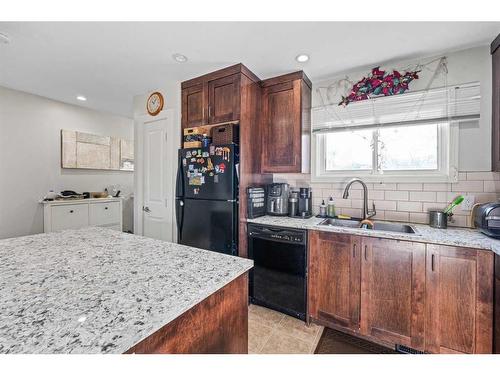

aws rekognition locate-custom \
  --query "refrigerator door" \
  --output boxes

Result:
[177,198,238,256]
[179,145,237,201]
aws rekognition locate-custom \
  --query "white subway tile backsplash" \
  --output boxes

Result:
[384,191,409,201]
[423,183,450,192]
[273,170,500,227]
[409,191,437,202]
[451,180,483,192]
[397,183,422,191]
[397,201,423,212]
[483,180,500,193]
[466,172,500,181]
[373,183,397,190]
[385,211,410,222]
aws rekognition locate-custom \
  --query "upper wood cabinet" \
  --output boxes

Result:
[260,71,311,174]
[181,83,205,128]
[207,74,241,124]
[491,34,500,171]
[181,64,256,130]
[308,231,361,331]
[426,244,493,354]
[360,237,426,351]
[308,232,494,353]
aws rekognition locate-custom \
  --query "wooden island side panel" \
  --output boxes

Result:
[125,273,248,354]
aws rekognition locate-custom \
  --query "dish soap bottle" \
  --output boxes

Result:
[319,200,327,218]
[327,197,336,218]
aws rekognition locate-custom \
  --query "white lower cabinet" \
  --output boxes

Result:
[43,198,122,233]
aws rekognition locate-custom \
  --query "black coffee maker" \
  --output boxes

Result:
[298,188,312,219]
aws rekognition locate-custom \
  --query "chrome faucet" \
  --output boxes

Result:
[342,178,376,220]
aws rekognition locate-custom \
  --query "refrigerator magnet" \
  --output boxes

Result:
[182,158,187,166]
[197,149,202,157]
[218,163,226,173]
[214,175,219,183]
[210,145,215,155]
[186,151,192,158]
[193,188,200,195]
[191,158,196,162]
[188,164,194,171]
[202,151,209,157]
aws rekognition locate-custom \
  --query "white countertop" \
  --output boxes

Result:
[0,227,253,354]
[247,215,500,256]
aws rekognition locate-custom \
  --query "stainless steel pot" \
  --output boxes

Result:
[429,210,448,229]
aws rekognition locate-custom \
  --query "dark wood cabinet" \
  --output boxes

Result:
[261,71,311,173]
[308,231,361,331]
[207,74,241,124]
[426,244,493,353]
[360,237,426,351]
[181,83,205,128]
[492,35,500,171]
[308,233,494,353]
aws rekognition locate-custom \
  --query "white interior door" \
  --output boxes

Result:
[140,114,175,241]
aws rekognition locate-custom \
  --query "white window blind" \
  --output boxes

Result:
[312,82,480,133]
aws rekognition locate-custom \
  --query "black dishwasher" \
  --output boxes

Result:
[248,224,307,321]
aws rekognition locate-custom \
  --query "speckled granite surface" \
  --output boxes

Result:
[247,215,500,256]
[0,227,253,354]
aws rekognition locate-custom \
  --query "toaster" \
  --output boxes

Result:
[474,202,500,238]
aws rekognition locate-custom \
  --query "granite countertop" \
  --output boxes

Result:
[0,228,253,354]
[247,215,500,256]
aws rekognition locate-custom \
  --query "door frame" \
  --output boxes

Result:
[134,109,179,239]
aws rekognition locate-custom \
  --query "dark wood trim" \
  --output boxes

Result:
[492,47,500,171]
[124,273,249,354]
[491,34,500,55]
[260,70,312,89]
[182,63,260,89]
[494,254,500,353]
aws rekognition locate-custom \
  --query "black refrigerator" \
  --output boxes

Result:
[175,144,239,256]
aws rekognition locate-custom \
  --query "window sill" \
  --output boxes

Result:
[311,172,458,184]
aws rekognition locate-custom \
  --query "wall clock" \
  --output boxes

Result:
[146,92,164,116]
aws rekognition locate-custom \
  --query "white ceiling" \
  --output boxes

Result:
[1,22,499,118]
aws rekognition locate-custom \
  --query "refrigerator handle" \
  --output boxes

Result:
[175,153,184,198]
[176,199,184,241]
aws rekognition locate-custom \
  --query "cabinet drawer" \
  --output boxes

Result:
[51,204,89,231]
[89,202,121,226]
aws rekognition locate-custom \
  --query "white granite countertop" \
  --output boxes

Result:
[0,227,253,354]
[247,215,500,256]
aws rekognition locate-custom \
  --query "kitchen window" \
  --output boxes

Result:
[312,82,480,183]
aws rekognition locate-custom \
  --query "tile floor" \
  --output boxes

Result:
[248,304,324,354]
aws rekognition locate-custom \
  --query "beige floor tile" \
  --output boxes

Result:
[248,319,274,353]
[274,315,321,345]
[248,304,284,328]
[260,332,312,354]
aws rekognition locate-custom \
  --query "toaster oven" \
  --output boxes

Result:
[474,202,500,238]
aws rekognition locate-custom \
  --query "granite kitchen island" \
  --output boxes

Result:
[0,227,253,354]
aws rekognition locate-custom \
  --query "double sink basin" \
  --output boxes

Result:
[319,218,416,234]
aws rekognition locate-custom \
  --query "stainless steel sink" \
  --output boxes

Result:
[319,218,415,234]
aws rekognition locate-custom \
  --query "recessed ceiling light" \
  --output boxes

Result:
[172,53,188,63]
[0,33,10,44]
[76,95,87,101]
[296,54,309,63]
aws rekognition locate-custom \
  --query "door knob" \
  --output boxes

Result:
[143,206,151,213]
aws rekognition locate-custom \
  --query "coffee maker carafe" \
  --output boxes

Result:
[266,183,290,216]
[298,187,312,218]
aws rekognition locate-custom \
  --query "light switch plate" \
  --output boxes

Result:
[461,195,475,211]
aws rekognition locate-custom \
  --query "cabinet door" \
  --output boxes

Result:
[308,231,361,331]
[181,83,205,129]
[426,244,493,353]
[360,238,426,350]
[261,80,301,173]
[51,204,89,231]
[207,74,240,124]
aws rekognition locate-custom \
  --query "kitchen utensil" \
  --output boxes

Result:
[444,195,464,214]
[288,191,299,217]
[429,210,448,229]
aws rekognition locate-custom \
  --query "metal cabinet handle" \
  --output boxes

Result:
[352,244,356,258]
[431,254,435,271]
[364,245,368,261]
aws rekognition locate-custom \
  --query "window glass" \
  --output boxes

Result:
[325,129,373,171]
[379,124,438,171]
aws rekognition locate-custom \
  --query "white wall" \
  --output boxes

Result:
[0,86,134,239]
[132,81,181,236]
[311,45,492,171]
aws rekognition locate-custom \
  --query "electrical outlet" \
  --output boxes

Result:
[461,195,475,211]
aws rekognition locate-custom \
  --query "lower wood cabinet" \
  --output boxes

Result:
[361,237,426,351]
[308,230,494,354]
[308,232,361,331]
